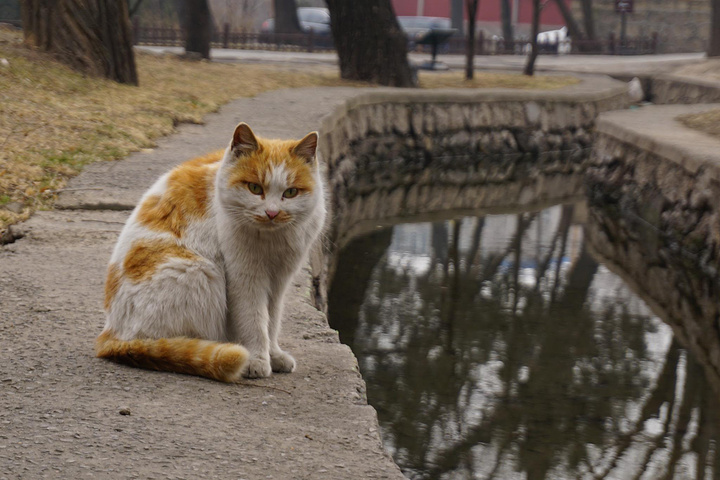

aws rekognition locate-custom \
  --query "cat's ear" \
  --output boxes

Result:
[292,132,318,163]
[231,123,259,155]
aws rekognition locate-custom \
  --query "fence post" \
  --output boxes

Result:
[308,28,314,53]
[651,31,658,54]
[477,30,484,55]
[132,16,140,45]
[223,23,230,49]
[608,32,615,55]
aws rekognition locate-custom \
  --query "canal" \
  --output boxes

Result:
[328,202,720,480]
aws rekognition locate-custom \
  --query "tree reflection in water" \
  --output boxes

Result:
[328,204,720,480]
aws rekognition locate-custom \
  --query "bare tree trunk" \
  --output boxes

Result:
[500,0,513,48]
[580,0,595,40]
[274,0,301,34]
[183,0,211,59]
[21,0,138,85]
[710,0,720,57]
[325,0,415,87]
[465,0,479,80]
[553,0,585,44]
[523,0,540,76]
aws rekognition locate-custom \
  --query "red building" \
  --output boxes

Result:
[391,0,568,35]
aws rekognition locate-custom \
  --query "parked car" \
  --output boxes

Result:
[536,27,571,54]
[397,16,452,50]
[261,7,332,35]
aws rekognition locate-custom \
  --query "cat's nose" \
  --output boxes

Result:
[265,210,279,220]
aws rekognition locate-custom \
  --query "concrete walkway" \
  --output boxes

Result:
[0,88,405,479]
[139,45,704,77]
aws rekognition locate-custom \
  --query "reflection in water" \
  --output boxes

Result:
[328,204,720,480]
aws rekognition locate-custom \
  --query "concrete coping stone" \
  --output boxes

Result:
[655,72,720,90]
[321,75,629,132]
[347,74,625,106]
[596,104,720,181]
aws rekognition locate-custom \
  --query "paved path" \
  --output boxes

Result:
[139,45,704,77]
[0,88,405,479]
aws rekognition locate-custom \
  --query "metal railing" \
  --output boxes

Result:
[0,17,21,27]
[133,24,334,52]
[441,31,658,55]
[133,23,658,56]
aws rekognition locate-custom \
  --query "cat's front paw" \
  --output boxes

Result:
[270,350,296,373]
[243,355,272,379]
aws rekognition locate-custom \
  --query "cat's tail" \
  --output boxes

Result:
[95,330,249,383]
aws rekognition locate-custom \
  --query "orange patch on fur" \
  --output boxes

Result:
[123,239,198,283]
[228,138,315,194]
[137,152,222,237]
[185,150,225,167]
[104,263,122,310]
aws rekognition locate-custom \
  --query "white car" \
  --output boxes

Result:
[536,26,571,54]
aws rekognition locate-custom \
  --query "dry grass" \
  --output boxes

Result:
[419,70,579,90]
[677,109,720,139]
[0,26,578,233]
[0,30,356,230]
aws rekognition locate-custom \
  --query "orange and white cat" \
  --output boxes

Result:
[96,123,326,382]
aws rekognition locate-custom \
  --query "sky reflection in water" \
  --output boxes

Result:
[328,203,720,480]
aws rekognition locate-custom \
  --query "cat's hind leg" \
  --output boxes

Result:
[101,247,243,381]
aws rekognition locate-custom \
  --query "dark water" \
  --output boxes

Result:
[328,203,720,480]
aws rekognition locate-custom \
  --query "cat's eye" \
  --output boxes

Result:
[247,183,263,195]
[283,188,299,199]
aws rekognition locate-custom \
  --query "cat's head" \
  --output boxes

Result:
[218,123,322,230]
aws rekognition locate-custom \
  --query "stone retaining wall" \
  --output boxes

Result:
[652,74,720,105]
[586,104,720,392]
[311,77,629,309]
[586,204,720,394]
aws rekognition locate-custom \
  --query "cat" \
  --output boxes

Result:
[95,122,326,382]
